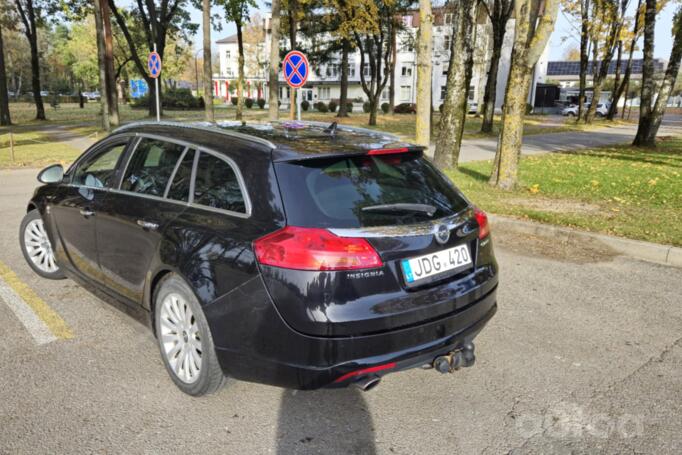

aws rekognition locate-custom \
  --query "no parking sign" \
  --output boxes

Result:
[282,51,309,88]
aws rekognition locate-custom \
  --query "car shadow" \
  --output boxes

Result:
[276,388,377,454]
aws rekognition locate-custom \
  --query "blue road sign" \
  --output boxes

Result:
[282,51,309,88]
[148,51,162,79]
[129,79,148,98]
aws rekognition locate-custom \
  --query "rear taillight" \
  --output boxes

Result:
[474,208,490,239]
[367,147,409,155]
[253,226,383,271]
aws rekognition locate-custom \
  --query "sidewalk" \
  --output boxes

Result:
[427,117,682,162]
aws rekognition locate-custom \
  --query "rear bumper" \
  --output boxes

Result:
[208,278,497,390]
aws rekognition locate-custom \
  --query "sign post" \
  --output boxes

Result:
[147,45,162,122]
[282,51,309,121]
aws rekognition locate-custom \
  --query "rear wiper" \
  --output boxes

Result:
[361,203,437,217]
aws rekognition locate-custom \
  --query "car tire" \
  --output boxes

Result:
[567,112,575,117]
[19,209,65,280]
[154,274,226,396]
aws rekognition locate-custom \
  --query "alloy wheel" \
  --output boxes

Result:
[159,293,203,384]
[23,218,59,274]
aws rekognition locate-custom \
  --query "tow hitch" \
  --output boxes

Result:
[432,342,476,374]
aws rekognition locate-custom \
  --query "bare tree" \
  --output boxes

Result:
[415,0,432,146]
[479,0,512,134]
[94,0,111,130]
[433,0,476,168]
[632,0,656,145]
[577,0,590,121]
[0,20,11,125]
[489,0,559,189]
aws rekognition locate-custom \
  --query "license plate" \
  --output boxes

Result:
[401,244,472,285]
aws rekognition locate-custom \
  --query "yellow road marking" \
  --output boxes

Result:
[0,260,73,340]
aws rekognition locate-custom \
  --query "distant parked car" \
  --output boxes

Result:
[468,102,478,114]
[562,103,610,117]
[40,90,49,97]
[394,102,417,114]
[84,91,101,100]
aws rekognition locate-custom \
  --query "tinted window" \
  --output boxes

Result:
[192,153,246,213]
[275,153,469,228]
[72,141,127,188]
[121,138,185,197]
[167,149,195,202]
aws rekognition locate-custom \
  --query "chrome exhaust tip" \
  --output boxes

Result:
[354,375,381,392]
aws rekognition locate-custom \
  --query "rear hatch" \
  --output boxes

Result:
[257,148,496,337]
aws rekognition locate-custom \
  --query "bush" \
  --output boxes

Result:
[257,98,266,109]
[301,100,310,111]
[362,101,371,113]
[394,102,417,114]
[346,101,353,113]
[525,103,534,115]
[439,104,444,113]
[131,88,204,110]
[231,96,238,106]
[245,97,254,109]
[328,100,337,112]
[316,102,329,113]
[381,102,390,114]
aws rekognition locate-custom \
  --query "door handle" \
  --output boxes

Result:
[137,220,159,231]
[80,209,95,217]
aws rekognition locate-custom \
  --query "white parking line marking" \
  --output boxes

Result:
[0,277,57,345]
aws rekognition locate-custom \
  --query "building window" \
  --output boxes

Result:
[363,63,371,77]
[440,85,447,100]
[225,50,231,60]
[381,89,389,100]
[326,64,340,77]
[443,35,451,51]
[401,66,412,77]
[444,13,453,25]
[279,86,290,99]
[400,85,411,101]
[349,65,356,77]
[319,87,331,100]
[402,15,412,27]
[402,42,414,53]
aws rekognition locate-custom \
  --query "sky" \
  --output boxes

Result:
[189,1,677,61]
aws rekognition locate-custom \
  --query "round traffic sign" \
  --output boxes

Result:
[282,51,309,88]
[148,51,162,79]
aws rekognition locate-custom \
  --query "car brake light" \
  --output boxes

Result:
[333,362,397,383]
[474,208,490,239]
[253,226,383,271]
[367,147,409,155]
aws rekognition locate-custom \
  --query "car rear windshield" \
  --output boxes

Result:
[275,152,469,228]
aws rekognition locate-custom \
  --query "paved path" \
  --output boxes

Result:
[429,115,682,162]
[1,168,681,453]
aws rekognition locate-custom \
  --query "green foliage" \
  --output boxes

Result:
[132,88,204,110]
[381,102,390,113]
[362,101,370,113]
[231,96,239,106]
[328,100,337,112]
[301,100,310,111]
[257,98,266,109]
[394,103,416,114]
[244,97,254,108]
[346,101,353,112]
[316,102,328,112]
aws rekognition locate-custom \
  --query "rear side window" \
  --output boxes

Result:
[121,138,186,197]
[275,153,469,228]
[192,152,246,214]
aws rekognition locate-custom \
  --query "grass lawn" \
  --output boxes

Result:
[446,136,682,246]
[0,129,83,169]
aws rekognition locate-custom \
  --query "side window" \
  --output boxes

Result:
[121,138,186,197]
[192,152,246,214]
[166,149,195,202]
[72,141,128,188]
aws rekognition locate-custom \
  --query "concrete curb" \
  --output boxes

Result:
[489,214,682,268]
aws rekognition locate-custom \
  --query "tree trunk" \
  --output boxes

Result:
[609,24,638,121]
[415,0,433,147]
[388,25,397,113]
[633,0,657,146]
[102,1,119,127]
[18,0,45,120]
[489,0,559,189]
[203,0,215,122]
[634,5,682,145]
[577,0,589,122]
[585,8,621,124]
[94,0,110,130]
[607,39,623,119]
[0,25,11,126]
[236,21,245,121]
[268,0,281,121]
[481,27,504,133]
[433,0,476,169]
[337,38,350,117]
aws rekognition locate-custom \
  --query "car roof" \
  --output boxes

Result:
[113,121,418,162]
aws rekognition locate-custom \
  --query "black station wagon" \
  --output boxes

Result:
[20,121,498,396]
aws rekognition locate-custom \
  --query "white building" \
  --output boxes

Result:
[213,8,549,111]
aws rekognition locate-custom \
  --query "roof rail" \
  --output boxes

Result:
[112,121,277,149]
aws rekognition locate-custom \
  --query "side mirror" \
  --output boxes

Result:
[37,164,64,184]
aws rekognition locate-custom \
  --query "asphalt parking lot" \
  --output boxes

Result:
[0,168,680,454]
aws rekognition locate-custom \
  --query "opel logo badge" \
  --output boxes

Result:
[435,224,450,245]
